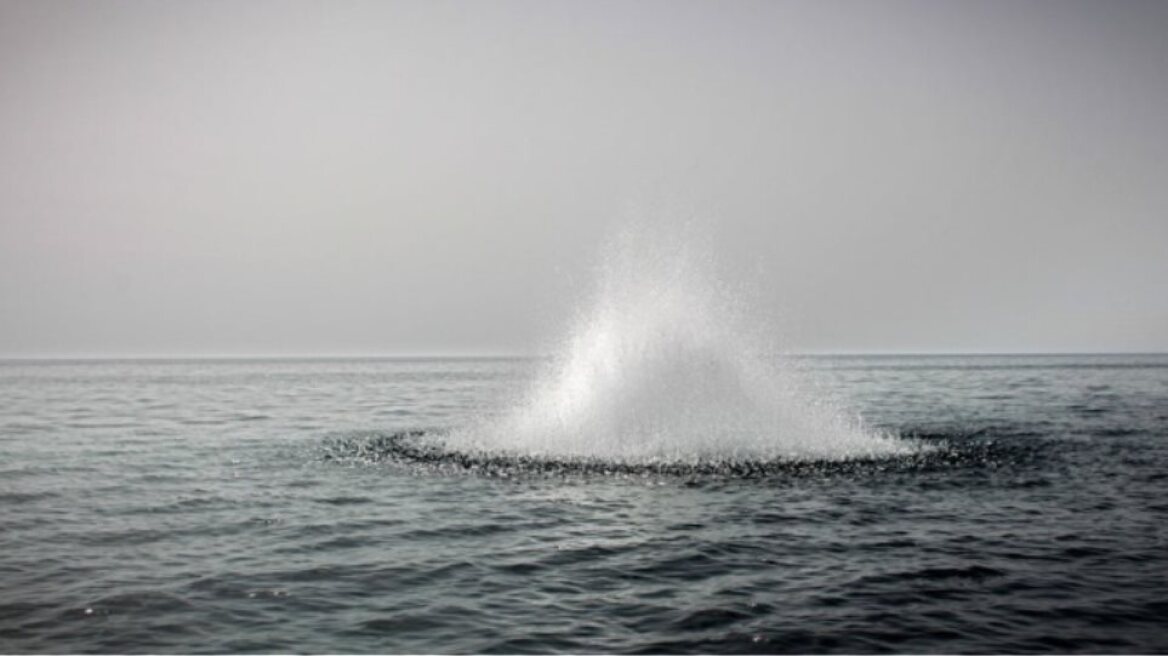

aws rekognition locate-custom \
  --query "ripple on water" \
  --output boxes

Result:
[4,356,1168,653]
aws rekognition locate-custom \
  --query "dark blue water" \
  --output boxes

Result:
[2,355,1166,653]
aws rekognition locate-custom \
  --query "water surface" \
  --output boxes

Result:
[1,355,1166,653]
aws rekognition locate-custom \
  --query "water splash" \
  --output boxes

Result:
[447,224,915,464]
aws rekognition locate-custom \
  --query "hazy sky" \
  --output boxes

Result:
[2,0,1166,357]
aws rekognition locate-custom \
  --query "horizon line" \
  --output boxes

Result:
[2,350,1166,363]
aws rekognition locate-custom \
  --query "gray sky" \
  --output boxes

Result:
[2,0,1166,357]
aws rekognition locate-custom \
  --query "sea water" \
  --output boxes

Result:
[2,355,1167,653]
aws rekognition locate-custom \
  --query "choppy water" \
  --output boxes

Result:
[2,355,1167,653]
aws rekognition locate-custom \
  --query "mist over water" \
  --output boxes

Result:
[448,226,913,463]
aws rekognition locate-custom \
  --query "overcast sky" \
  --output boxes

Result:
[1,0,1166,357]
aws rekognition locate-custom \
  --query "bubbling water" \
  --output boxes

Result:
[448,226,914,463]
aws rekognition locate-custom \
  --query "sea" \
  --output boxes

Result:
[1,353,1166,654]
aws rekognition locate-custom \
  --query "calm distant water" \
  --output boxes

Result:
[1,355,1166,653]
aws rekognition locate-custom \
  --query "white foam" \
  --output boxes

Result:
[449,225,914,462]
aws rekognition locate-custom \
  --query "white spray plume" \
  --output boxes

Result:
[450,223,913,462]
